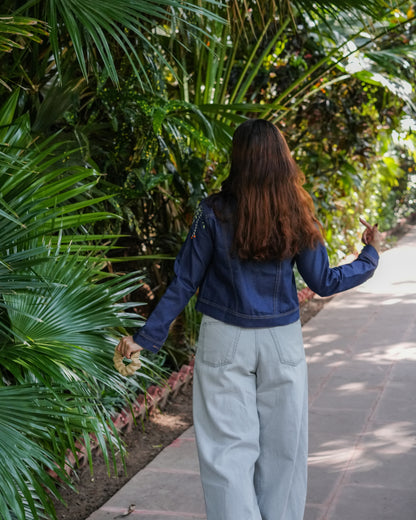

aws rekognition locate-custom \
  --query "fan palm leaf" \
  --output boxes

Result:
[0,142,117,251]
[0,384,122,520]
[0,113,165,519]
[2,249,147,381]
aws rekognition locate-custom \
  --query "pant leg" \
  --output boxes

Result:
[254,321,308,520]
[193,315,262,520]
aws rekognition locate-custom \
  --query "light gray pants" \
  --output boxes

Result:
[193,316,308,520]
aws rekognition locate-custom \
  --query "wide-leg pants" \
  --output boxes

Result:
[193,316,308,520]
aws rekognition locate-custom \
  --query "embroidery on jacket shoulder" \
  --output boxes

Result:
[191,205,206,239]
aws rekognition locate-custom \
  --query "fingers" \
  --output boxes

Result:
[362,229,370,245]
[360,217,378,231]
[369,228,382,253]
[359,217,373,230]
[115,337,125,355]
[116,336,143,359]
[360,217,379,248]
[371,226,382,242]
[360,218,382,252]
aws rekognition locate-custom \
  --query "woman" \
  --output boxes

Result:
[117,119,380,520]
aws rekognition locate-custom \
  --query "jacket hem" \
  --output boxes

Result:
[195,300,300,328]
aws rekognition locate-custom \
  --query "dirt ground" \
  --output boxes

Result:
[54,385,194,520]
[53,296,327,520]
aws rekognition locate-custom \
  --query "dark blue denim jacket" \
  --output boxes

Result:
[134,200,379,353]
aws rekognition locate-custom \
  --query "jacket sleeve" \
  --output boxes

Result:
[295,241,379,298]
[133,203,215,353]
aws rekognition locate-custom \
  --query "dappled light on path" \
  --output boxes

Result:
[303,226,416,520]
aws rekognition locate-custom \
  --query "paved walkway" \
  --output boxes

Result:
[87,224,416,520]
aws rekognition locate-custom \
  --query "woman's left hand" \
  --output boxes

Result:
[360,217,381,253]
[116,335,143,359]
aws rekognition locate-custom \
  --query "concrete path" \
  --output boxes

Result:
[87,224,416,520]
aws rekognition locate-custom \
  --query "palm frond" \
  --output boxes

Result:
[285,0,392,22]
[0,111,166,518]
[0,140,120,253]
[0,384,119,520]
[37,0,226,86]
[0,15,47,54]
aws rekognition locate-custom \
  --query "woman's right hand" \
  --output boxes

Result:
[360,218,381,253]
[116,335,143,359]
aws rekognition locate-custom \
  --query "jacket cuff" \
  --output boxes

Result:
[132,330,161,354]
[360,244,379,265]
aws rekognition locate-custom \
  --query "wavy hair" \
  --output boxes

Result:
[208,119,323,261]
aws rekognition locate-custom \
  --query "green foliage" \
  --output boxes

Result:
[1,0,416,515]
[0,111,165,518]
[0,14,46,54]
[8,0,225,87]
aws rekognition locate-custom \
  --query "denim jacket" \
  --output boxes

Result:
[133,200,379,353]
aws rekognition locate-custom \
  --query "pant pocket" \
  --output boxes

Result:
[269,321,305,366]
[196,316,240,367]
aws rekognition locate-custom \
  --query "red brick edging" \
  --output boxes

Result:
[61,361,196,476]
[297,286,315,303]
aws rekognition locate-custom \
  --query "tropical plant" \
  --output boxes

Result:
[3,0,413,269]
[1,1,416,514]
[3,0,225,85]
[0,101,166,518]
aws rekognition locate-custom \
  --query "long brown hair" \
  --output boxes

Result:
[209,119,323,261]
